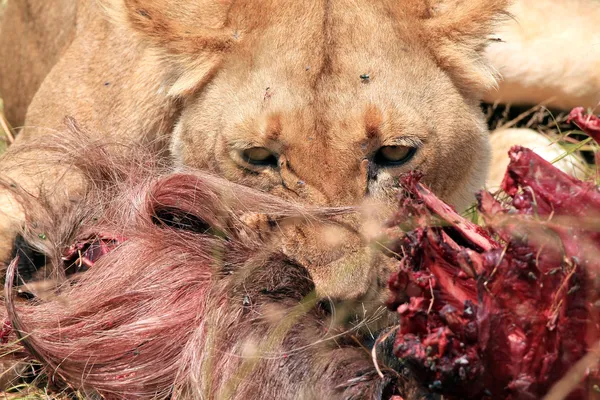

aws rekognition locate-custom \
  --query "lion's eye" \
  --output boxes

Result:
[242,147,278,167]
[374,145,416,166]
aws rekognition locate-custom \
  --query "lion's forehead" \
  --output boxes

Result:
[229,0,432,76]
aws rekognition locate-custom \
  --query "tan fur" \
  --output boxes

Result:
[0,0,507,303]
[483,0,600,110]
[0,0,76,129]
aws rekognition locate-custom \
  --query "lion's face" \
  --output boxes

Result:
[105,0,505,300]
[168,1,491,210]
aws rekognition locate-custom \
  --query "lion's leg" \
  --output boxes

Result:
[0,0,77,128]
[0,0,79,269]
[0,1,178,269]
[0,192,24,267]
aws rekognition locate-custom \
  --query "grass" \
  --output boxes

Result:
[486,103,599,183]
[0,98,15,156]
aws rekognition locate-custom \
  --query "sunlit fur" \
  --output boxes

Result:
[483,0,600,110]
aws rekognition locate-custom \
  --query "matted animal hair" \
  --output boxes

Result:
[0,119,423,399]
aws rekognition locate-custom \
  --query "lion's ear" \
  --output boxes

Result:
[420,0,511,97]
[102,0,237,96]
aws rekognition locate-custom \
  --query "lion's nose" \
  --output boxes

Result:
[278,156,371,206]
[278,154,330,205]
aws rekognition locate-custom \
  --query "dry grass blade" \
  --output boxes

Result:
[0,98,15,155]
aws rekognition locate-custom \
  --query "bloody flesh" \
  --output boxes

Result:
[568,107,600,144]
[387,146,600,399]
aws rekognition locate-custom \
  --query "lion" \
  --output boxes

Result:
[483,0,600,111]
[0,0,513,300]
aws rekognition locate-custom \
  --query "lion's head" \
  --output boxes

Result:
[105,0,506,210]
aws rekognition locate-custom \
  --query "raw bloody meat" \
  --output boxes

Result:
[387,145,600,399]
[568,107,600,143]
